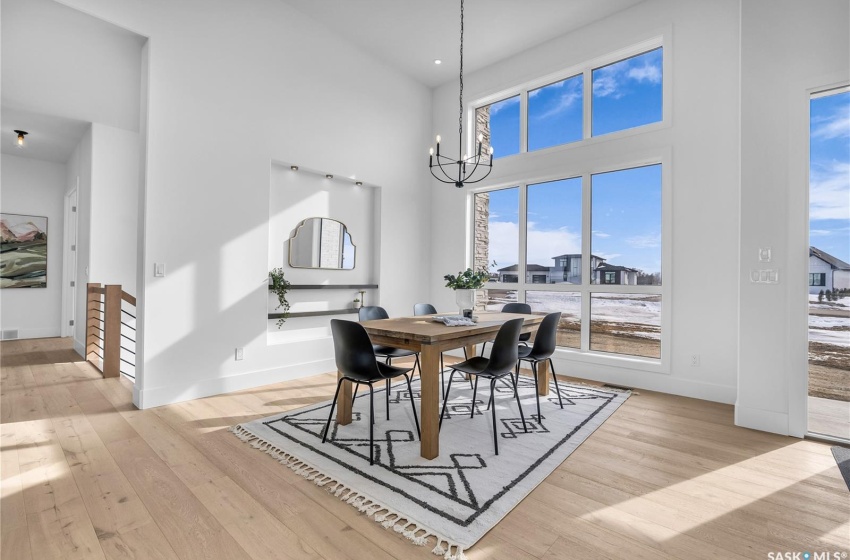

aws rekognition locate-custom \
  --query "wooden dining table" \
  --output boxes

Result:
[336,311,546,460]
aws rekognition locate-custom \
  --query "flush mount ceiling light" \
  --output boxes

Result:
[428,0,493,189]
[325,174,334,179]
[13,130,28,149]
[290,165,299,171]
[434,59,442,65]
[355,181,363,186]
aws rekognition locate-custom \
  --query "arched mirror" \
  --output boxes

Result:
[288,218,356,269]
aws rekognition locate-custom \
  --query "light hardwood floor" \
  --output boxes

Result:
[2,337,848,560]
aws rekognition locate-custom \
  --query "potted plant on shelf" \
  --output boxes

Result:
[444,268,490,315]
[269,267,291,327]
[353,297,361,309]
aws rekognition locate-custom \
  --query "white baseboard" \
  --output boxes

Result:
[734,403,790,436]
[134,358,337,409]
[73,337,85,358]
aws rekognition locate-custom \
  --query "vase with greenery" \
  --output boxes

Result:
[269,267,291,327]
[444,268,489,315]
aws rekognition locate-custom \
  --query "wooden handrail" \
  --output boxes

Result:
[86,282,136,379]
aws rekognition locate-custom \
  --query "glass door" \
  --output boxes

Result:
[807,86,850,440]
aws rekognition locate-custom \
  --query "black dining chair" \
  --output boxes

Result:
[322,319,420,465]
[439,317,527,455]
[480,302,532,357]
[516,312,564,421]
[356,306,420,416]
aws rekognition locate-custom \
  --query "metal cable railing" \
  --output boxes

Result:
[86,283,136,381]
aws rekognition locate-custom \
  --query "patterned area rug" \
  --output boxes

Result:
[231,375,629,559]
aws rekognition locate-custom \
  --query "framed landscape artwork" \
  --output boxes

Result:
[0,213,48,288]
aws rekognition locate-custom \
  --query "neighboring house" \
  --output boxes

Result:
[550,254,606,284]
[594,262,639,285]
[809,246,850,294]
[495,255,640,285]
[497,264,551,284]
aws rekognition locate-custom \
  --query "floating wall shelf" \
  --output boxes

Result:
[267,285,377,319]
[269,309,358,319]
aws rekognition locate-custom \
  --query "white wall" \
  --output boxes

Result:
[53,0,432,408]
[429,0,741,403]
[1,0,144,132]
[1,154,67,339]
[90,123,139,294]
[738,0,849,436]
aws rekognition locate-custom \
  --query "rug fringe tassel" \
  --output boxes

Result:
[229,425,468,559]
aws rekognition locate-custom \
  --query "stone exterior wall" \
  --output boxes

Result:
[473,106,492,310]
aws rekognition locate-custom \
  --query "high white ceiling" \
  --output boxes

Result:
[283,0,646,88]
[1,108,88,164]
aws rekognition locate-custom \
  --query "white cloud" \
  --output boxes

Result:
[592,73,619,98]
[592,230,611,238]
[810,229,833,236]
[812,106,850,140]
[628,63,662,84]
[596,252,622,262]
[489,96,520,115]
[535,90,581,120]
[810,161,850,221]
[626,233,661,249]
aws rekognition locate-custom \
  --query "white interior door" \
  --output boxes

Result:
[62,187,79,338]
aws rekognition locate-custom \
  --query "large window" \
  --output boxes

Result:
[472,163,664,361]
[469,40,668,365]
[475,44,664,156]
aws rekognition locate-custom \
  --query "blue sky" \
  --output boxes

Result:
[810,90,850,263]
[480,49,664,278]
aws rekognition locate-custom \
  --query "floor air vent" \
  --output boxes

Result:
[1,329,19,340]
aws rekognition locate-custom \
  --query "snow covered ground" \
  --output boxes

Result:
[808,294,849,348]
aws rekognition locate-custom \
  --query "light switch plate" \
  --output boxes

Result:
[758,247,772,262]
[154,262,166,277]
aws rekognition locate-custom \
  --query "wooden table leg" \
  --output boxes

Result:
[419,345,441,459]
[336,371,352,425]
[536,359,550,396]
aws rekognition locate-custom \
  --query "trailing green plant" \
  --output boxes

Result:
[443,268,490,290]
[269,267,291,327]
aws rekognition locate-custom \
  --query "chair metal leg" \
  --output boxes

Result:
[351,384,358,407]
[368,383,375,465]
[323,378,345,442]
[549,358,564,409]
[480,341,488,357]
[472,375,479,417]
[403,373,421,439]
[386,378,390,420]
[512,373,528,433]
[514,361,520,398]
[490,379,499,455]
[439,370,456,429]
[531,361,542,421]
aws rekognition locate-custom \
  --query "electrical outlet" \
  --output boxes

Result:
[690,354,700,367]
[235,347,244,361]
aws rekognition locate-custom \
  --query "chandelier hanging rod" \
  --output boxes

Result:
[428,0,494,188]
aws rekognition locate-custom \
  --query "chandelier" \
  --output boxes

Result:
[428,0,493,188]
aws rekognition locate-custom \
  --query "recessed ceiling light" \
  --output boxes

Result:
[434,59,442,65]
[290,165,299,171]
[355,181,363,186]
[325,174,333,179]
